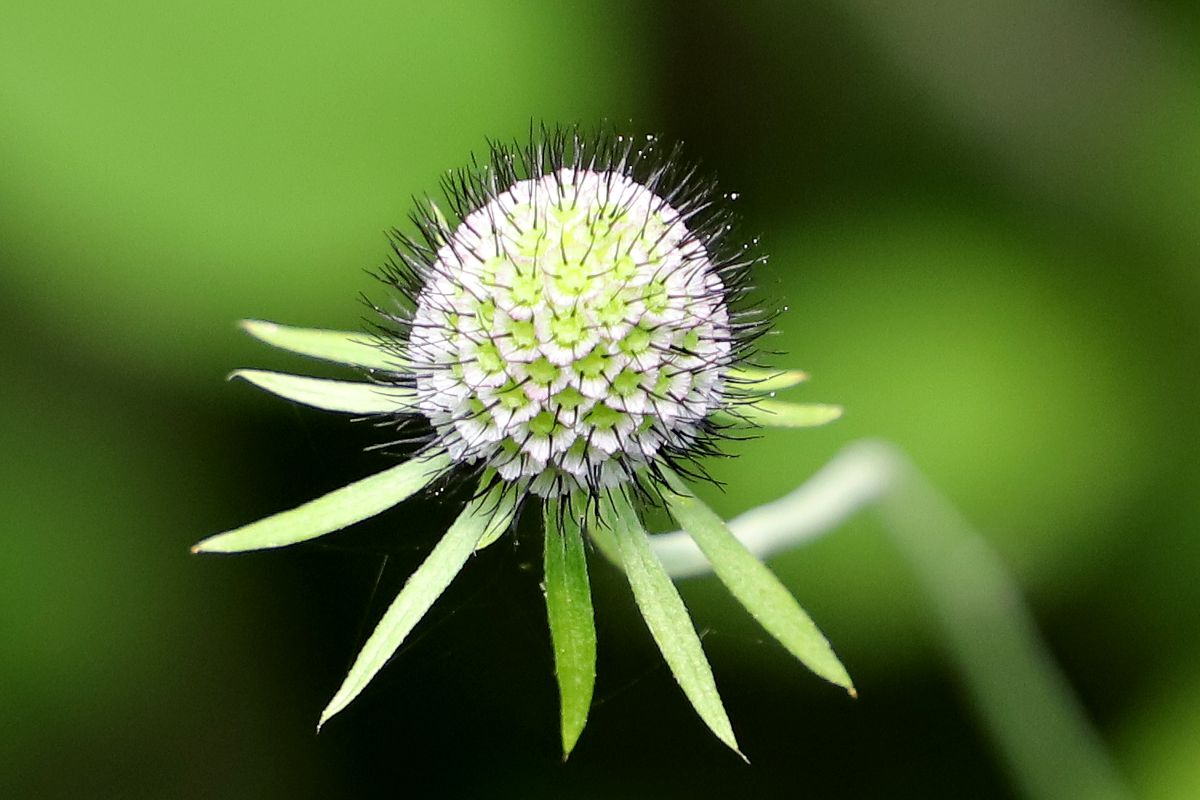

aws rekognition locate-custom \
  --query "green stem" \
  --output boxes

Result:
[651,439,1129,800]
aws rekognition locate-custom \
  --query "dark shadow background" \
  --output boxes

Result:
[3,1,1198,797]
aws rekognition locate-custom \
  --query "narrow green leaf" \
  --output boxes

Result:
[543,499,597,759]
[726,366,809,393]
[661,471,855,694]
[240,319,407,371]
[472,471,509,552]
[473,519,508,552]
[600,490,742,758]
[319,484,517,728]
[231,369,414,414]
[717,399,843,429]
[192,452,451,553]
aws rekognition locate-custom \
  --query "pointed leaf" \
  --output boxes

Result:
[543,498,597,759]
[231,369,414,415]
[662,471,855,694]
[472,471,509,552]
[319,483,517,727]
[717,400,843,429]
[192,452,451,553]
[726,366,809,393]
[600,490,742,758]
[473,518,508,552]
[240,319,406,371]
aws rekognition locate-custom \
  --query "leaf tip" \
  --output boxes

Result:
[719,734,749,764]
[239,318,274,335]
[190,531,247,554]
[824,664,857,696]
[190,534,221,554]
[560,724,586,762]
[316,702,340,733]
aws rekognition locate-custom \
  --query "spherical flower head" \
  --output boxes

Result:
[408,168,732,497]
[381,129,765,501]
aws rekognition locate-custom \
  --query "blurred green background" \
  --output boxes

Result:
[3,1,1197,797]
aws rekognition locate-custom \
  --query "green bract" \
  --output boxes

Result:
[194,130,851,758]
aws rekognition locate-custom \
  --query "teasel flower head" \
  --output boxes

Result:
[193,125,852,760]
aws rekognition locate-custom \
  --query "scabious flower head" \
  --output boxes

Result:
[376,129,764,502]
[194,125,850,760]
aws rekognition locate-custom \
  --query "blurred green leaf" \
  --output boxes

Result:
[717,400,843,428]
[726,366,809,393]
[600,490,742,758]
[319,482,517,727]
[543,498,597,759]
[662,470,854,693]
[230,369,412,414]
[241,320,402,371]
[192,452,450,553]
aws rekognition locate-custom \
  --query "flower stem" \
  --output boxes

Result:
[652,439,1129,800]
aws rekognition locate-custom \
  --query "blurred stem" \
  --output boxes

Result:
[652,440,1129,800]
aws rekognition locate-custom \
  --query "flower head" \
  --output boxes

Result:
[408,166,730,496]
[377,129,763,501]
[194,125,851,759]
